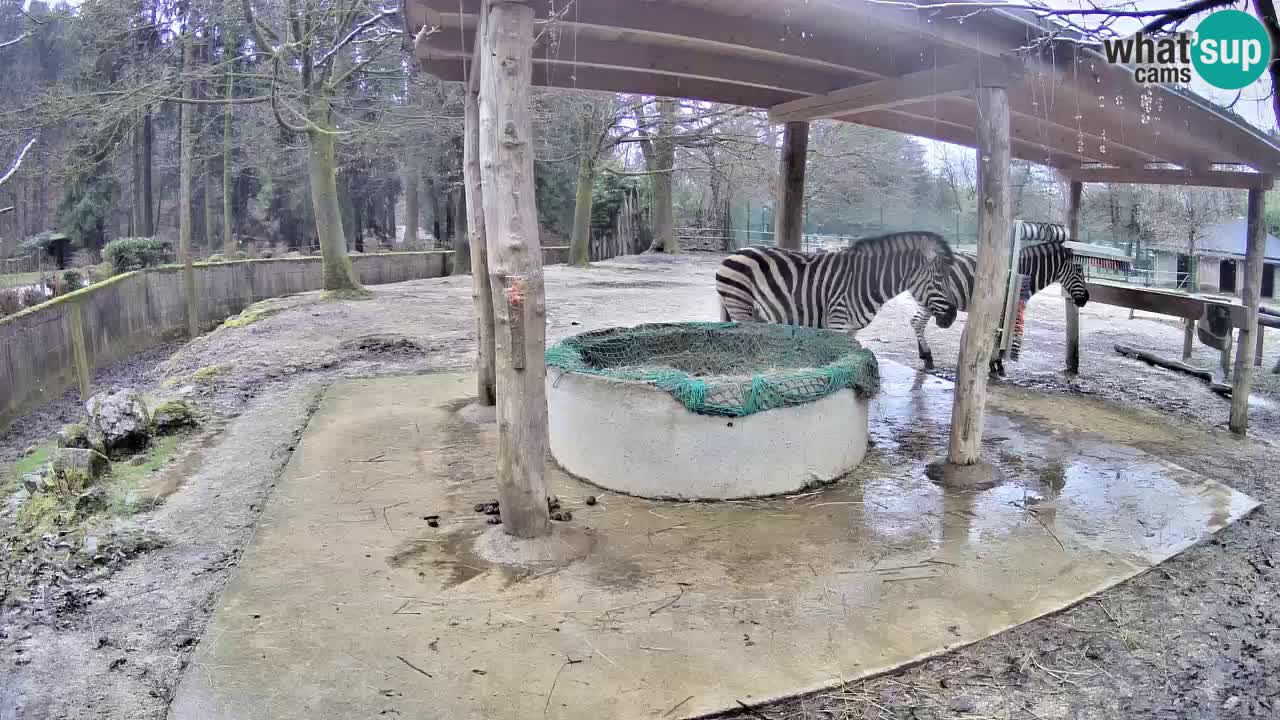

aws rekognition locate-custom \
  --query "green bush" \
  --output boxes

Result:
[62,269,84,292]
[102,237,173,273]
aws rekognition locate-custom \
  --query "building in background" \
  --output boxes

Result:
[1148,218,1280,299]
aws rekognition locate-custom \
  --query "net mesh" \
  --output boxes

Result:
[546,322,880,418]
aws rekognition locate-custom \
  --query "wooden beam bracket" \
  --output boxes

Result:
[1071,167,1274,190]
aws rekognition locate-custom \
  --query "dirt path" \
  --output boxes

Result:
[3,252,1278,719]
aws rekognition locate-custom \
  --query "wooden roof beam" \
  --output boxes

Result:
[768,58,1023,124]
[1069,167,1274,190]
[417,29,871,96]
[851,108,1084,170]
[419,57,807,109]
[412,0,949,79]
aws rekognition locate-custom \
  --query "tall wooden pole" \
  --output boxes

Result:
[465,6,496,406]
[774,121,809,251]
[1064,181,1082,375]
[946,84,1012,468]
[479,0,551,538]
[1229,186,1268,434]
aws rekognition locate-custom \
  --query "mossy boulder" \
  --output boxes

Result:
[57,423,91,449]
[86,388,151,457]
[151,400,197,434]
[51,448,110,497]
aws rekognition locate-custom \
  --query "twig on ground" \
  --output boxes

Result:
[650,583,690,615]
[1027,508,1067,552]
[544,657,581,713]
[396,655,432,678]
[382,501,408,532]
[663,695,695,717]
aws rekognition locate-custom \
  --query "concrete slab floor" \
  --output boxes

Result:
[168,361,1259,720]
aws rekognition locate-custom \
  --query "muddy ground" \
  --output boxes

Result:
[2,252,1278,719]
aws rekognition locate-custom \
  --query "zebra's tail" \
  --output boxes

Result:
[720,301,730,322]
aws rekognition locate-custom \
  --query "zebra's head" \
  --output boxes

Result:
[1058,256,1090,307]
[923,242,959,329]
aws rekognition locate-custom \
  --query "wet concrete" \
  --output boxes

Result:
[167,363,1258,720]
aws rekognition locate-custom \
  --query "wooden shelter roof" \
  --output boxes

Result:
[403,0,1280,188]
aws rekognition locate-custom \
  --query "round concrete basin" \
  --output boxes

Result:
[545,322,877,501]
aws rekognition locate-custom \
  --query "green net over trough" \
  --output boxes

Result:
[545,322,880,418]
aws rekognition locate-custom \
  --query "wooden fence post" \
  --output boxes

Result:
[479,0,551,538]
[774,121,808,251]
[68,301,91,402]
[1230,186,1268,433]
[1064,181,1082,375]
[942,82,1012,474]
[1183,317,1195,360]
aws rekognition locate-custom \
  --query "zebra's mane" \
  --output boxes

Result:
[843,231,954,264]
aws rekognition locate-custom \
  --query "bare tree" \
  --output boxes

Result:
[243,0,402,292]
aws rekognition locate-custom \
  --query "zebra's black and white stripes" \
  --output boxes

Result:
[909,226,1090,370]
[716,231,959,335]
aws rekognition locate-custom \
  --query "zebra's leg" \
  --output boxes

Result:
[910,308,934,370]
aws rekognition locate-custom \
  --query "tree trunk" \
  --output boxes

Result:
[403,160,419,245]
[651,170,675,253]
[1253,0,1280,130]
[132,119,143,235]
[451,185,469,274]
[179,37,199,338]
[307,96,363,293]
[223,69,235,256]
[947,84,1012,467]
[479,1,551,538]
[203,160,216,252]
[570,142,595,267]
[464,62,493,402]
[775,121,809,251]
[141,112,154,236]
[353,199,365,253]
[641,98,678,253]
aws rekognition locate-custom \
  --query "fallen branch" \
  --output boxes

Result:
[1115,344,1232,397]
[0,137,36,188]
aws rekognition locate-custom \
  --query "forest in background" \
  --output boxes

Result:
[3,0,1280,282]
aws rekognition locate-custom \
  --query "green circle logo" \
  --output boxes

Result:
[1192,10,1272,90]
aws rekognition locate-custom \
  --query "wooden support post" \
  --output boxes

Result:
[1221,334,1233,379]
[945,84,1012,468]
[1183,317,1195,360]
[479,0,551,538]
[1064,181,1082,375]
[774,121,808,251]
[1230,187,1268,433]
[1256,326,1265,367]
[68,301,91,402]
[464,8,496,406]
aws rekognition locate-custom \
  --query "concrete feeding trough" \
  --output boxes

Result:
[545,322,881,500]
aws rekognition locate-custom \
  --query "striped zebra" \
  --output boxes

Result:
[910,223,1090,371]
[716,231,959,336]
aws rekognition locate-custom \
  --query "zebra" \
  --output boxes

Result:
[909,225,1090,371]
[716,231,959,336]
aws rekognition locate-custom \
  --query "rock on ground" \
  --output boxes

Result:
[86,389,150,457]
[50,448,110,496]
